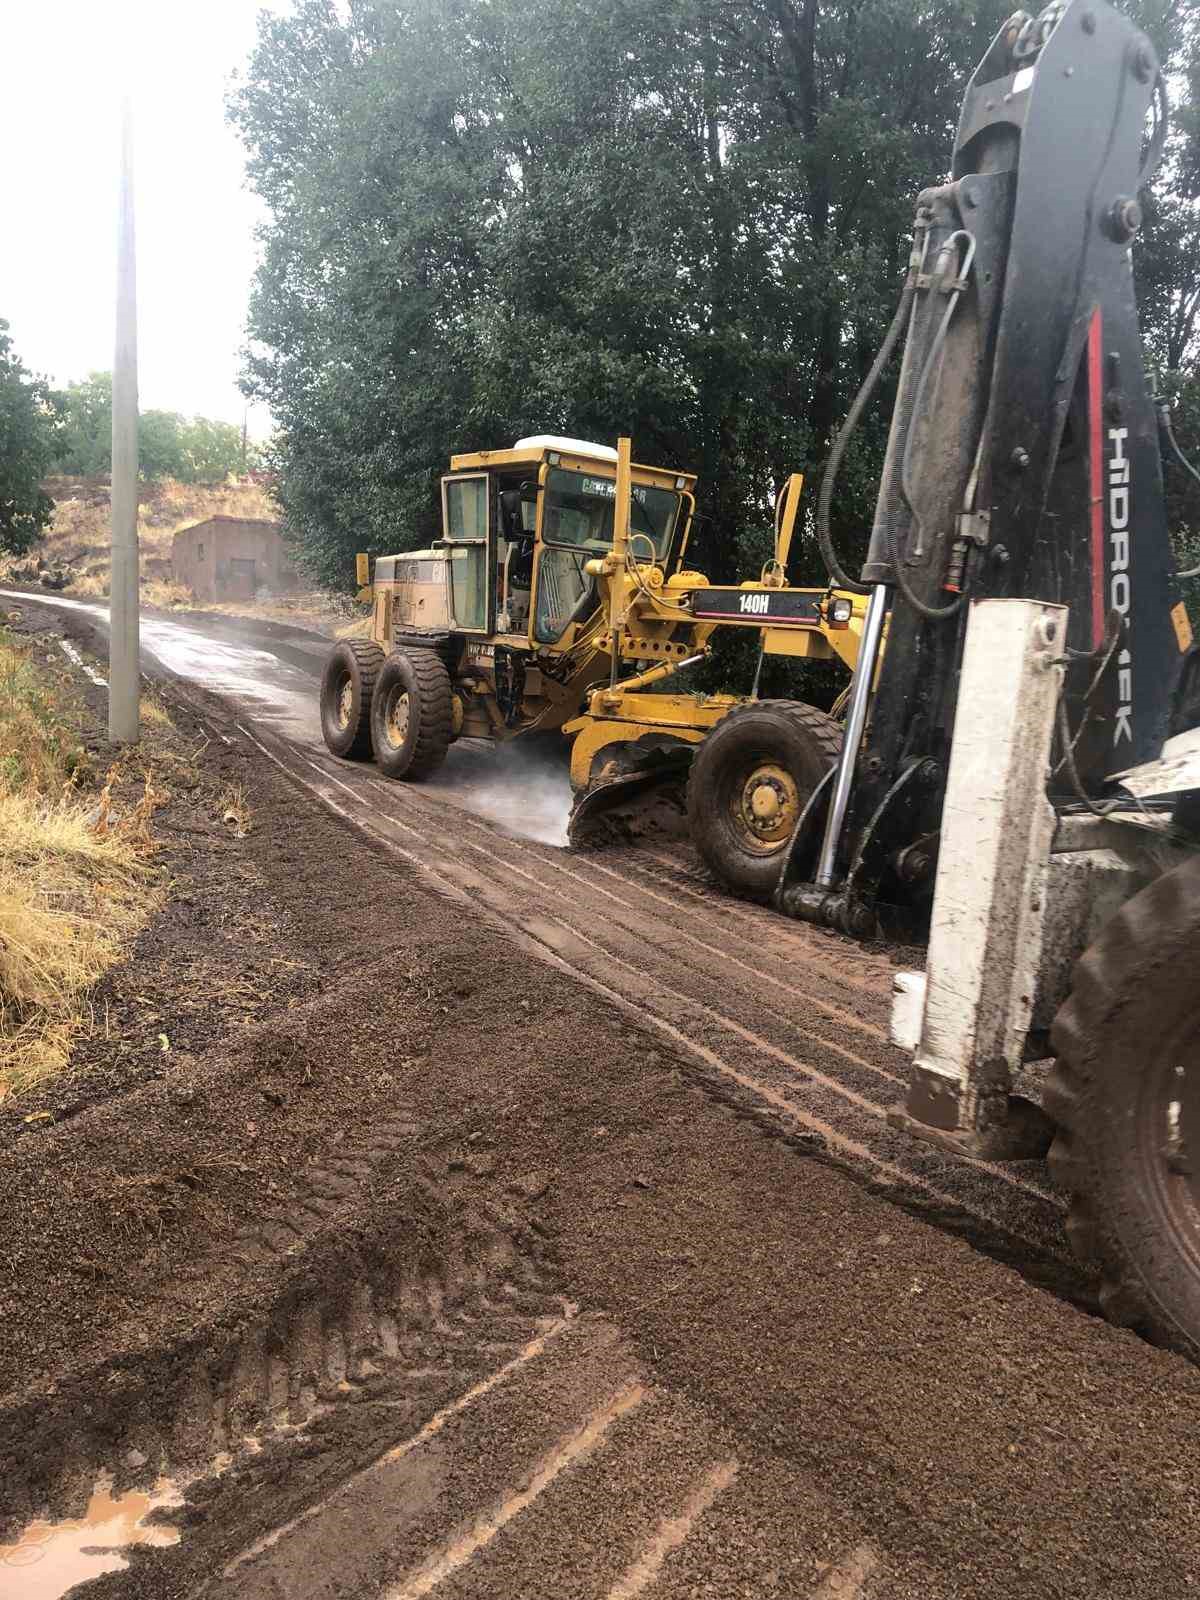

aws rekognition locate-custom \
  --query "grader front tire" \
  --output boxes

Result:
[686,700,841,901]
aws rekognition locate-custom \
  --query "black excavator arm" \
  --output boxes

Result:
[779,0,1190,936]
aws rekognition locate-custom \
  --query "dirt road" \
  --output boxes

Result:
[3,593,1199,1600]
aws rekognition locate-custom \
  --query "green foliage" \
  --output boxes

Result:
[181,416,251,483]
[232,0,1200,603]
[51,373,113,478]
[139,408,188,480]
[51,372,252,484]
[0,322,59,556]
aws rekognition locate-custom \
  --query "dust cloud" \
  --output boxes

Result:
[431,738,574,847]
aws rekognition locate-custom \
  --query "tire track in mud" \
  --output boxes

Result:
[449,832,1062,1210]
[240,727,1081,1303]
[353,750,1065,1232]
[214,1314,882,1600]
[1,1164,572,1588]
[235,1106,423,1265]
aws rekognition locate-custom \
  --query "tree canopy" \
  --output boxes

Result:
[50,372,254,484]
[0,321,59,556]
[232,0,1200,605]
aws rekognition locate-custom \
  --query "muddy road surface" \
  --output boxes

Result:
[3,592,1200,1600]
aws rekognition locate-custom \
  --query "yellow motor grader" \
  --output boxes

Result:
[319,433,864,896]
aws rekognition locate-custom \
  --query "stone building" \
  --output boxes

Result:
[171,517,300,603]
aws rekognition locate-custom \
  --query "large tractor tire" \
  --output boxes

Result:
[320,639,385,760]
[1045,852,1200,1360]
[370,649,454,781]
[686,700,841,901]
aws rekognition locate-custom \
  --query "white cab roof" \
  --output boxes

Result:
[514,434,618,462]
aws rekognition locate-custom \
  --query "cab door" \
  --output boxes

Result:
[440,473,492,634]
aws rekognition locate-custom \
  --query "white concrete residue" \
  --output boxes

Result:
[58,638,108,687]
[0,1474,181,1599]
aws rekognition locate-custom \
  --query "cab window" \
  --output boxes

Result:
[445,477,488,541]
[441,473,489,632]
[541,468,681,561]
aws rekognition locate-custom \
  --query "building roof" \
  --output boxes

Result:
[172,516,282,544]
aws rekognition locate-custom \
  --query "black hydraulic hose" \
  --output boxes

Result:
[1158,401,1200,578]
[816,268,921,595]
[1138,75,1168,191]
[1050,611,1123,781]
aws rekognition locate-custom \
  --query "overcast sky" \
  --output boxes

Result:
[1,0,285,434]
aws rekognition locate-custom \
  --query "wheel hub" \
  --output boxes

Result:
[387,688,411,745]
[336,676,353,730]
[737,764,800,849]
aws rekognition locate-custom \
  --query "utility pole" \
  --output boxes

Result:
[109,93,139,743]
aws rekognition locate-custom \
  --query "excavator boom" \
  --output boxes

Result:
[779,0,1191,935]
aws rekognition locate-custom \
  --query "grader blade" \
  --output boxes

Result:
[566,750,693,848]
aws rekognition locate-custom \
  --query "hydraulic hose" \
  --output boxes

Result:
[1138,75,1168,191]
[1157,401,1200,578]
[888,289,965,620]
[816,254,923,595]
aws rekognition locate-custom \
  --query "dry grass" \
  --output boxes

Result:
[140,695,172,728]
[0,631,164,1099]
[0,642,90,795]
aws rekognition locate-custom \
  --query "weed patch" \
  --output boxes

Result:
[0,631,163,1098]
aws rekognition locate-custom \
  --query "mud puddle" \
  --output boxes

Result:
[0,1476,181,1597]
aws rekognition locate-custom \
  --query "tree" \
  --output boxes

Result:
[0,321,58,556]
[52,372,114,478]
[139,408,188,480]
[179,416,250,483]
[50,372,248,483]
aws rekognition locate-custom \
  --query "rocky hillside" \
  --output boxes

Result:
[2,478,356,629]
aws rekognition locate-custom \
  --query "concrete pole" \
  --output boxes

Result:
[109,93,140,743]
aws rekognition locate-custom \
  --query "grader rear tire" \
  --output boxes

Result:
[1045,853,1200,1360]
[370,649,453,780]
[320,639,385,760]
[686,700,841,901]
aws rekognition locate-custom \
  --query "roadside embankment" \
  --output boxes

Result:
[0,618,162,1098]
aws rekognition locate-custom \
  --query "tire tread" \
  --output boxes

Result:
[321,639,385,760]
[1048,851,1200,1358]
[686,698,841,901]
